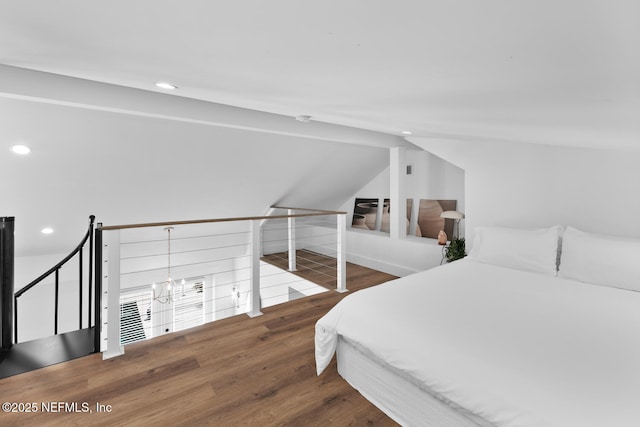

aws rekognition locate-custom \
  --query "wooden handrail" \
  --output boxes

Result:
[271,206,347,215]
[99,207,346,231]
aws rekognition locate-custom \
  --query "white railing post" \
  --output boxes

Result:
[103,230,124,359]
[288,209,297,271]
[390,146,407,240]
[204,274,215,323]
[259,207,276,257]
[248,220,263,317]
[336,214,347,293]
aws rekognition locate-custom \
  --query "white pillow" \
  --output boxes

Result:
[558,226,640,291]
[467,225,562,276]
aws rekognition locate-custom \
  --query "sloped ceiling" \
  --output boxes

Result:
[1,73,402,256]
[1,1,639,256]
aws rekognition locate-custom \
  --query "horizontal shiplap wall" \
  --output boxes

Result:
[118,222,252,290]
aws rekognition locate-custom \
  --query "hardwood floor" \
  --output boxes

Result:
[262,249,339,289]
[0,259,399,426]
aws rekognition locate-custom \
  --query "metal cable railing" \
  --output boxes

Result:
[97,207,346,357]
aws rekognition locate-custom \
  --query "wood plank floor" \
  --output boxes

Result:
[262,249,339,289]
[0,260,399,426]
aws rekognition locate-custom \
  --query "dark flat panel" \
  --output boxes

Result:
[0,327,94,378]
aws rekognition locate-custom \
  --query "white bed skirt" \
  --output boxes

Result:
[337,336,494,427]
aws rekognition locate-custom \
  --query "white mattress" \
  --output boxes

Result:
[316,260,640,427]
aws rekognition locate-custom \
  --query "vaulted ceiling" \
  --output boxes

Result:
[1,1,638,258]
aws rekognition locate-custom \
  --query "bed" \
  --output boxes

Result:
[315,226,640,427]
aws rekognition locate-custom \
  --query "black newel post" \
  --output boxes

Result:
[1,217,15,351]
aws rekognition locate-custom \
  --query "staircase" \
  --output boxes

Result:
[0,216,101,379]
[0,328,95,377]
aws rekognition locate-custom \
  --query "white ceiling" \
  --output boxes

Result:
[2,1,640,262]
[1,89,395,258]
[1,0,638,149]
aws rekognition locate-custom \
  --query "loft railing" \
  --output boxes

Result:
[97,206,346,359]
[13,215,97,345]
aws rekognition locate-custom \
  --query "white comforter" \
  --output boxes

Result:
[316,260,640,427]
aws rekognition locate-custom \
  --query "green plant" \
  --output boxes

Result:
[445,237,466,262]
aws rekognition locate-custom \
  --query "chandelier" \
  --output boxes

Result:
[152,226,177,304]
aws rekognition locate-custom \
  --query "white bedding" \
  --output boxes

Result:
[315,260,640,427]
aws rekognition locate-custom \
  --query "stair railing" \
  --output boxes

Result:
[13,215,96,344]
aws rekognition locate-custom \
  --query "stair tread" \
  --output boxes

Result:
[0,327,95,378]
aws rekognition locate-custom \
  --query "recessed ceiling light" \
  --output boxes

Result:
[41,227,54,235]
[401,131,412,135]
[155,82,178,90]
[11,144,31,155]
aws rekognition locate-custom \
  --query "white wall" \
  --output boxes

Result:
[14,251,92,342]
[340,148,466,276]
[346,232,445,277]
[1,66,406,258]
[410,138,640,245]
[341,150,465,228]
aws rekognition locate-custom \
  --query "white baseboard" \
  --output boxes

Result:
[346,253,420,277]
